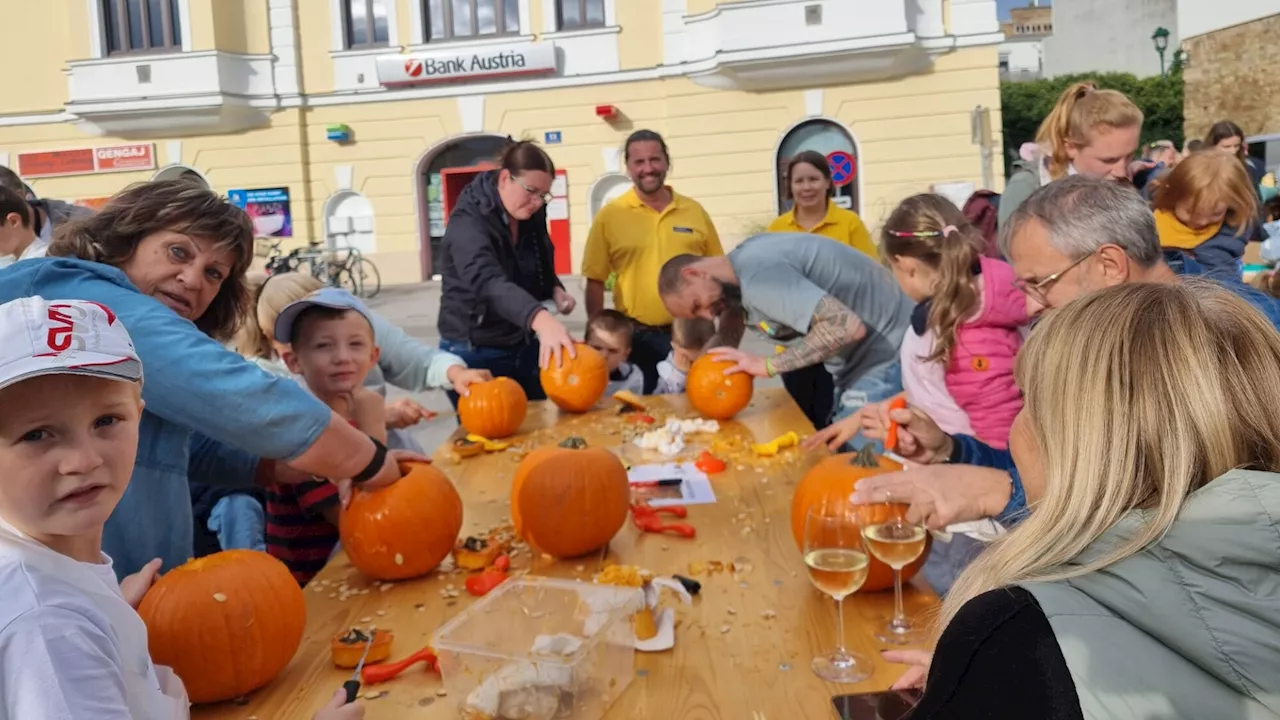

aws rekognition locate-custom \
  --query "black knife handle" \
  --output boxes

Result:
[343,679,361,704]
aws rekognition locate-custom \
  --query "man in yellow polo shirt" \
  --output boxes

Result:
[583,130,739,392]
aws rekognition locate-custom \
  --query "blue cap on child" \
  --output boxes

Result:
[273,287,374,344]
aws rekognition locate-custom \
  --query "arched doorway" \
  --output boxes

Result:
[323,190,376,254]
[152,164,209,185]
[588,173,631,218]
[774,119,861,216]
[414,134,509,279]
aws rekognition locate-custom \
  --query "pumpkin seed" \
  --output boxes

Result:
[394,553,404,565]
[719,624,731,633]
[359,616,373,623]
[212,593,227,602]
[435,688,448,697]
[375,610,387,617]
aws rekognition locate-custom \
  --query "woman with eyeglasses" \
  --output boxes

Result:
[437,140,577,405]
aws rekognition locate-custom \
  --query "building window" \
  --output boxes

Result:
[423,0,519,41]
[103,0,182,54]
[345,0,390,47]
[557,0,605,30]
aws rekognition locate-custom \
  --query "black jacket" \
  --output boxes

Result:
[437,171,563,347]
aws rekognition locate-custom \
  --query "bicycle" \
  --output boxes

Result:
[264,240,382,299]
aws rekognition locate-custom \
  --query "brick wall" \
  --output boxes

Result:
[1183,14,1280,139]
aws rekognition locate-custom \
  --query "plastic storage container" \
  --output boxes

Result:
[432,577,643,720]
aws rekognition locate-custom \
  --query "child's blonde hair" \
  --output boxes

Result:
[232,271,324,359]
[1036,82,1144,180]
[934,280,1280,643]
[586,309,634,346]
[671,317,716,351]
[1152,149,1258,235]
[881,194,986,364]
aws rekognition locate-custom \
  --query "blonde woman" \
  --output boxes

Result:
[885,281,1280,719]
[1152,149,1258,278]
[999,82,1143,228]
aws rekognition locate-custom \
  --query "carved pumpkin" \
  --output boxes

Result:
[790,446,930,592]
[686,355,754,420]
[540,343,609,412]
[511,437,630,557]
[138,550,305,704]
[340,461,464,580]
[458,377,528,439]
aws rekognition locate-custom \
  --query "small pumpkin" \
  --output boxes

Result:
[138,550,305,704]
[540,343,609,412]
[686,355,754,420]
[458,377,528,439]
[340,461,464,580]
[511,437,630,557]
[789,446,930,592]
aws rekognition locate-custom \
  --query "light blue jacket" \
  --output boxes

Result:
[0,258,333,578]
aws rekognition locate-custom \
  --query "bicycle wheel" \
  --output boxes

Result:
[353,257,382,299]
[335,265,362,297]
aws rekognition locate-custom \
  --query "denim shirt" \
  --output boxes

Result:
[959,250,1280,524]
[0,258,332,578]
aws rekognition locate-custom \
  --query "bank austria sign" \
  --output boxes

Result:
[377,43,557,87]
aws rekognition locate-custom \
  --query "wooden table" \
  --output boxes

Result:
[194,389,937,720]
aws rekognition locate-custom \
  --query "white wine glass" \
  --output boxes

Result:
[804,502,872,683]
[860,491,927,645]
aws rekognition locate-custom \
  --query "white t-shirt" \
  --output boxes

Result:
[0,235,50,270]
[0,523,188,720]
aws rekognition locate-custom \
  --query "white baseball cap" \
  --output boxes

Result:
[0,297,142,391]
[273,287,374,344]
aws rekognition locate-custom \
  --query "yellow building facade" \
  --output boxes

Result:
[0,0,1005,284]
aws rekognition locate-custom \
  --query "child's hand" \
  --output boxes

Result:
[801,415,862,451]
[552,286,577,315]
[446,366,493,396]
[385,398,436,429]
[312,689,364,720]
[120,558,163,609]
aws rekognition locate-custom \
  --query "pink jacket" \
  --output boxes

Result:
[943,256,1028,448]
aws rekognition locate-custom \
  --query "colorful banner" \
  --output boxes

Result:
[228,187,293,238]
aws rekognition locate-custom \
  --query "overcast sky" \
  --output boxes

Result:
[997,0,1051,20]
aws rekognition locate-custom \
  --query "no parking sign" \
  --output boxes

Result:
[826,151,856,187]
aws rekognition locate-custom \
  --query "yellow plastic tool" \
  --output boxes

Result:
[465,433,511,452]
[751,431,800,457]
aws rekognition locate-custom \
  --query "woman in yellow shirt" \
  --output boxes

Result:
[767,150,878,259]
[766,150,877,427]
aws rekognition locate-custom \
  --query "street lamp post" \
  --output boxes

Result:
[1152,26,1170,78]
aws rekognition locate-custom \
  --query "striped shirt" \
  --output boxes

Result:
[264,479,339,586]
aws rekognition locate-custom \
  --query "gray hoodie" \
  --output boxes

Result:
[1025,470,1280,719]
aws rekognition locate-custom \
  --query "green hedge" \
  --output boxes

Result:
[1000,68,1184,179]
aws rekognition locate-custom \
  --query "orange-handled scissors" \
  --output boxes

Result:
[884,396,908,453]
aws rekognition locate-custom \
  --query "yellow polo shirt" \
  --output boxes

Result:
[582,187,723,327]
[768,203,878,260]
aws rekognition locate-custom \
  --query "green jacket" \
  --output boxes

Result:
[1024,470,1280,719]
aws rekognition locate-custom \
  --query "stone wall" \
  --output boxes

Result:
[1183,14,1280,139]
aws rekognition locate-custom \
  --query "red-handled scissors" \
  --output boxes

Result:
[631,503,696,538]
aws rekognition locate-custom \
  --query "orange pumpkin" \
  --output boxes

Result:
[340,461,464,580]
[686,355,754,420]
[790,446,930,592]
[138,550,305,704]
[458,377,527,439]
[540,343,609,412]
[511,437,630,557]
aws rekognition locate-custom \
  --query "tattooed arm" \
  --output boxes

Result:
[770,296,867,373]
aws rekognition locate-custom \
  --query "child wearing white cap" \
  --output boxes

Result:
[0,297,364,720]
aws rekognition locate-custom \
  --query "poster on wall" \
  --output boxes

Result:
[228,187,293,238]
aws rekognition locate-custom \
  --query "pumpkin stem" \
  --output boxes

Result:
[849,444,881,468]
[558,436,588,449]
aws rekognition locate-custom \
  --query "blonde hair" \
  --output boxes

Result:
[232,271,324,358]
[1153,150,1258,235]
[935,280,1280,643]
[1036,82,1144,180]
[880,194,985,363]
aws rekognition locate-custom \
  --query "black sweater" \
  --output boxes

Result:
[437,171,563,347]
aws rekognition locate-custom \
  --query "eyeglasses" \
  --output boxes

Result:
[513,176,553,205]
[1012,252,1094,303]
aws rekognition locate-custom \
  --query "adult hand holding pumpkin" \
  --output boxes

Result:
[707,347,770,378]
[531,309,577,369]
[849,465,1012,530]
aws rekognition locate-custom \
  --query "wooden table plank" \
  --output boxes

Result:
[194,388,937,720]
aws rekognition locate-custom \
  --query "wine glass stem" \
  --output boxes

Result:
[892,568,906,625]
[834,596,848,654]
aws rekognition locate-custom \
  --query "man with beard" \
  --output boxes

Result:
[582,130,737,393]
[658,233,913,449]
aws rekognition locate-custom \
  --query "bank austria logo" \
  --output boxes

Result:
[377,42,556,86]
[421,49,530,78]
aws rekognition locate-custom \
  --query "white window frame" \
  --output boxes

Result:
[331,0,400,52]
[87,0,193,58]
[409,0,534,47]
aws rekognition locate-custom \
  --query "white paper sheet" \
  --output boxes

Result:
[627,462,717,507]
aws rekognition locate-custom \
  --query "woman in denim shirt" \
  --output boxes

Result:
[0,179,414,579]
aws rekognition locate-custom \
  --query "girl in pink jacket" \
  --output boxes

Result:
[880,194,1030,449]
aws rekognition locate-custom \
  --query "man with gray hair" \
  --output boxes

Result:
[809,175,1280,535]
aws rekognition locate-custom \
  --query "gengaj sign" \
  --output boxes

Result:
[377,43,557,87]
